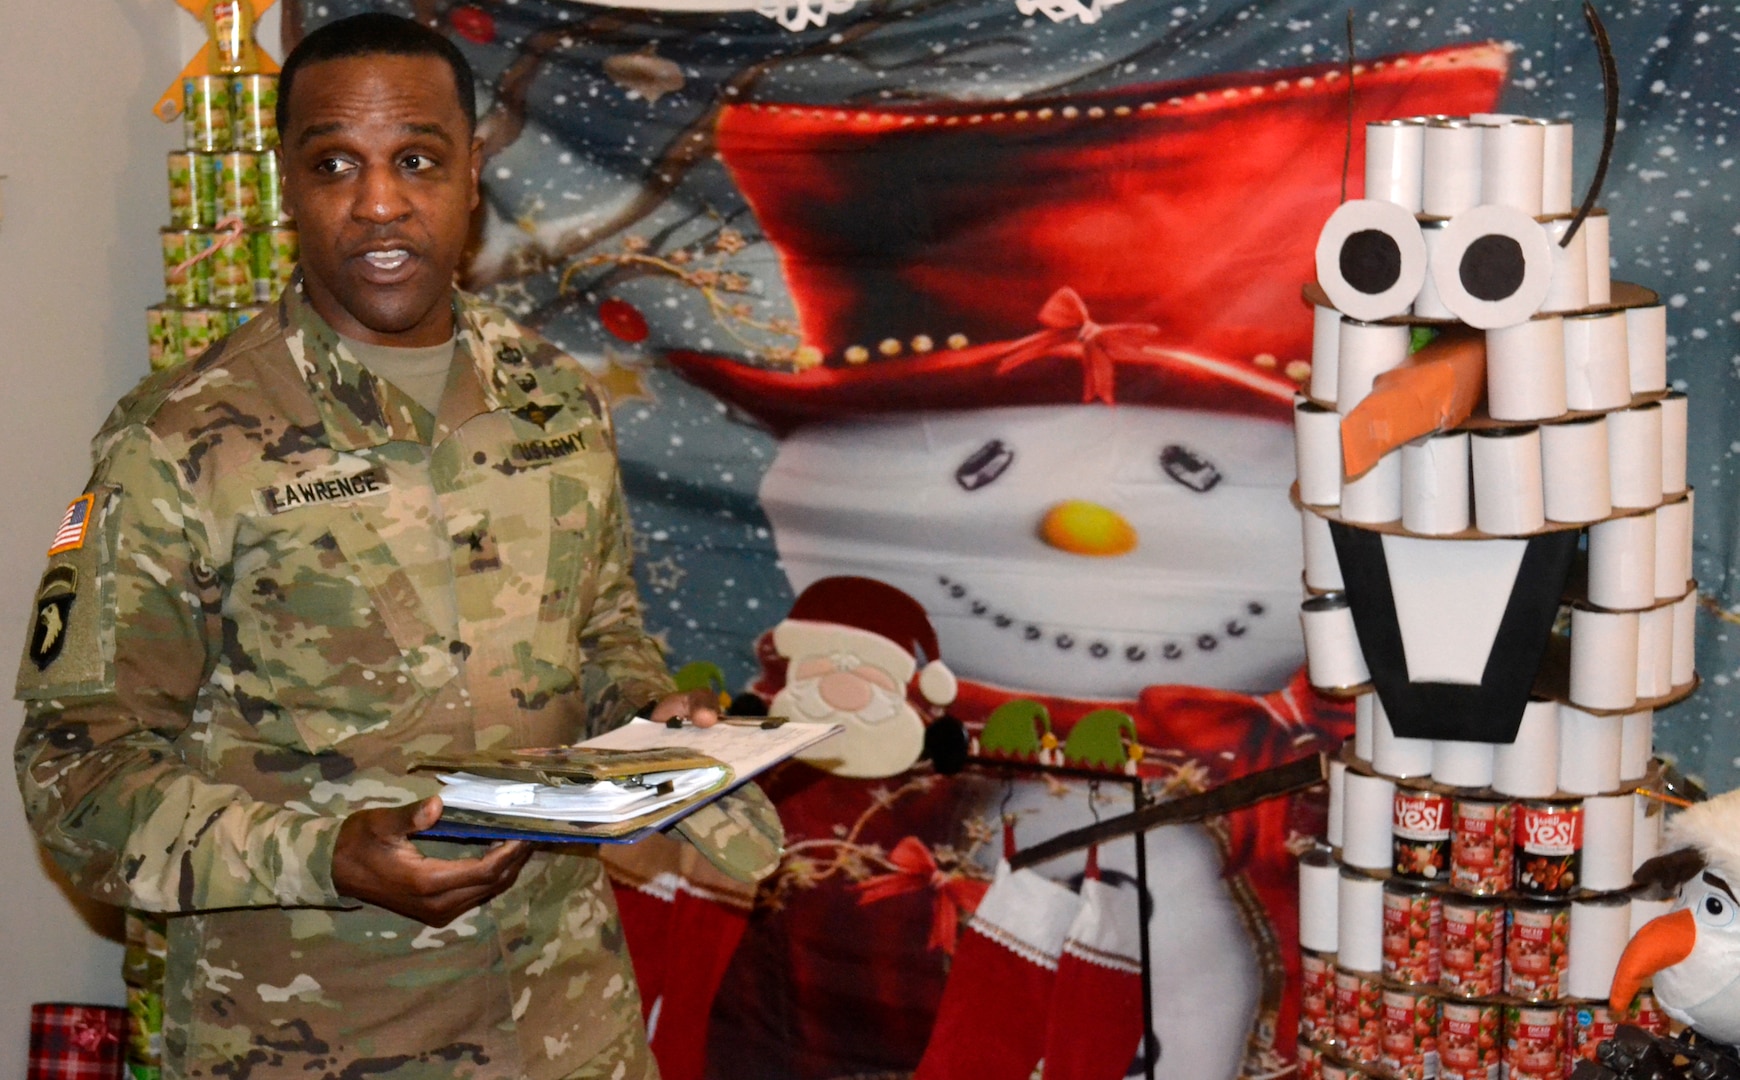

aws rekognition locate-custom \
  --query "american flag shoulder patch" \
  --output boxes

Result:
[48,494,95,556]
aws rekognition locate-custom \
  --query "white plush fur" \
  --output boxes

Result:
[1668,788,1740,885]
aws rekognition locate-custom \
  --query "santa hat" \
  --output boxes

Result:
[773,575,959,707]
[669,43,1508,435]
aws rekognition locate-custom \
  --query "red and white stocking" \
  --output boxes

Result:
[913,860,1083,1080]
[1041,850,1146,1080]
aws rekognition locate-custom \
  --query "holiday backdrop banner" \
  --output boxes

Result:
[291,3,1737,1078]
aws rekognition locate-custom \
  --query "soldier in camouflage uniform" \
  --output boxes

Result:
[14,15,782,1080]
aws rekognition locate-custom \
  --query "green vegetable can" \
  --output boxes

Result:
[256,148,286,224]
[161,228,212,307]
[252,227,298,302]
[166,152,220,229]
[231,74,278,150]
[146,305,181,371]
[208,235,255,307]
[182,76,232,152]
[178,307,224,361]
[216,151,262,225]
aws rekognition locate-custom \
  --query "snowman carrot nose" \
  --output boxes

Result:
[1610,908,1697,1013]
[1039,500,1137,557]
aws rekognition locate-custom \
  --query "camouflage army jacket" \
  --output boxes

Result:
[15,284,783,1080]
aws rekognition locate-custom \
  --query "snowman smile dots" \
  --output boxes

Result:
[934,574,1267,664]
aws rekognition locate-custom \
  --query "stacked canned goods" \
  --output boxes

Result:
[123,911,167,1080]
[154,73,296,371]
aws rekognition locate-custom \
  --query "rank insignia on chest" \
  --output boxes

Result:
[511,432,587,463]
[28,566,77,671]
[513,401,564,429]
[256,466,392,514]
[47,494,95,556]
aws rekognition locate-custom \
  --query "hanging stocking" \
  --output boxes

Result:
[602,834,756,1080]
[1041,848,1146,1080]
[913,852,1083,1080]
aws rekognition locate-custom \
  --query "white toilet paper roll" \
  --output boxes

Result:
[1609,404,1664,510]
[1542,416,1612,524]
[1631,896,1672,938]
[1636,603,1675,700]
[1296,400,1344,507]
[1472,426,1545,535]
[1672,591,1697,687]
[1338,867,1388,971]
[1571,607,1641,711]
[1558,705,1624,795]
[1584,211,1612,306]
[1587,512,1657,611]
[1354,693,1377,762]
[1620,710,1654,782]
[1311,305,1343,403]
[1626,305,1668,396]
[1582,794,1638,892]
[1342,450,1403,525]
[1366,119,1425,213]
[1412,220,1456,319]
[1654,497,1693,600]
[1328,758,1349,847]
[1342,771,1398,872]
[1494,700,1562,798]
[1423,118,1483,216]
[1541,121,1575,216]
[1567,896,1634,1000]
[1337,320,1413,413]
[1372,695,1435,779]
[1433,740,1496,789]
[1633,795,1666,871]
[1302,595,1371,690]
[1480,118,1547,216]
[1303,509,1346,591]
[1563,312,1632,412]
[1402,433,1471,535]
[1487,318,1568,422]
[1659,392,1689,497]
[1544,217,1590,314]
[1300,849,1342,953]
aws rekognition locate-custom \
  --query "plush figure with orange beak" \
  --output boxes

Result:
[1611,790,1740,1046]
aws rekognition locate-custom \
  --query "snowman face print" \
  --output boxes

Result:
[759,402,1305,699]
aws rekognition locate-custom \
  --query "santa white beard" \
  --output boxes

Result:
[761,404,1305,698]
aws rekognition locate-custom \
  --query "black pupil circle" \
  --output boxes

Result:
[1340,229,1403,295]
[1708,896,1725,915]
[1459,233,1527,301]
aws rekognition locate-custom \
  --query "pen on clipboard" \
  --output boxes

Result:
[665,716,789,730]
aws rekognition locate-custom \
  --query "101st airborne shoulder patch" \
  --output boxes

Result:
[28,566,78,671]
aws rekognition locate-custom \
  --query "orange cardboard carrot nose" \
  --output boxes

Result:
[1610,908,1697,1012]
[1340,330,1487,479]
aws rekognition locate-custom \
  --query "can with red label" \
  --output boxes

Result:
[1333,966,1383,1063]
[1438,999,1501,1080]
[1565,1002,1618,1066]
[1301,949,1335,1046]
[1505,901,1570,1001]
[1394,788,1452,881]
[1380,985,1439,1080]
[1440,895,1505,998]
[1296,1039,1323,1080]
[1451,797,1515,895]
[1629,989,1667,1036]
[1503,1003,1566,1080]
[1320,1059,1357,1080]
[1515,801,1583,898]
[1383,879,1442,985]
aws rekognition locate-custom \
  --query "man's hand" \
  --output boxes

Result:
[646,687,722,728]
[331,797,532,927]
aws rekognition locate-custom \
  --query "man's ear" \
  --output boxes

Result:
[468,134,484,211]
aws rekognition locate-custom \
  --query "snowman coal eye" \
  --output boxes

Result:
[1429,204,1555,329]
[1314,199,1428,321]
[956,439,1014,491]
[1160,445,1221,492]
[1698,890,1737,928]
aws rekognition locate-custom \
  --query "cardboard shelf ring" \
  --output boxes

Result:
[1292,482,1593,540]
[1295,383,1669,434]
[1561,568,1697,614]
[1301,278,1659,328]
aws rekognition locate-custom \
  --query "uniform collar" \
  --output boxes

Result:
[283,278,542,451]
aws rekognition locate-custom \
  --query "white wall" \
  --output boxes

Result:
[0,4,277,1075]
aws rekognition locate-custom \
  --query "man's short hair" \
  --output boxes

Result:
[276,13,477,138]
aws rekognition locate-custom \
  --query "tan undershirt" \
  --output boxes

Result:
[339,333,458,419]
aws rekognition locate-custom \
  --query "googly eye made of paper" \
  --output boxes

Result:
[1314,199,1428,323]
[1430,203,1556,329]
